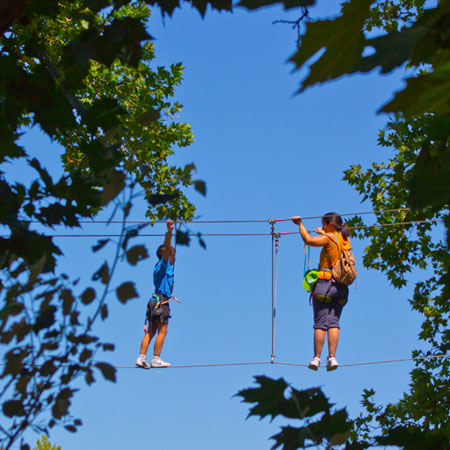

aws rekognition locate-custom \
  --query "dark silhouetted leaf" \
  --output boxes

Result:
[92,262,110,284]
[3,399,26,417]
[138,108,160,125]
[100,304,108,320]
[126,245,149,266]
[176,229,190,246]
[100,170,126,206]
[92,239,110,253]
[33,306,57,333]
[81,287,96,305]
[290,0,372,92]
[95,362,116,382]
[147,193,179,205]
[116,281,138,303]
[236,376,299,421]
[61,289,75,316]
[193,179,207,196]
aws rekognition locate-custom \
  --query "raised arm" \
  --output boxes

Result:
[162,220,174,261]
[290,216,330,247]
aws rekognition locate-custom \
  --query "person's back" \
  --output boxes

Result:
[291,212,353,371]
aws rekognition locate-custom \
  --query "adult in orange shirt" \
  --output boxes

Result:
[291,212,352,372]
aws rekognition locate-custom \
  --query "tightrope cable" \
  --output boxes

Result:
[93,354,450,370]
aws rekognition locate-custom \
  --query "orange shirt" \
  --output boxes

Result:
[319,232,352,269]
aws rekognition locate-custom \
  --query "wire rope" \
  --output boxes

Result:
[23,207,419,225]
[5,218,443,238]
[87,354,450,370]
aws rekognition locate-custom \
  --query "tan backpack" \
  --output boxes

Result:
[325,233,357,286]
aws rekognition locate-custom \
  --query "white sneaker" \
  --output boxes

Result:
[308,357,321,371]
[151,357,171,368]
[136,356,150,369]
[327,356,339,371]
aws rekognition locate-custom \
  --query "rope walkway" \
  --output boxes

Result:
[1,355,448,370]
[3,209,445,375]
[110,354,450,370]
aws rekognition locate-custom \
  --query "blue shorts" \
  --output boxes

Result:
[312,279,348,330]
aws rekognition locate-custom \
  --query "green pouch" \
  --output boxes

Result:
[302,269,319,292]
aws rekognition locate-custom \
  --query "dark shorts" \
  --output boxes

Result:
[146,294,171,327]
[312,279,348,330]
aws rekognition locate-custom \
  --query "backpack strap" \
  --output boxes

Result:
[324,233,342,267]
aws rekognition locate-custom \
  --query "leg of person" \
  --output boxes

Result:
[327,328,339,358]
[314,329,326,358]
[136,323,157,369]
[151,322,171,367]
[309,296,330,370]
[136,300,158,369]
[326,298,345,371]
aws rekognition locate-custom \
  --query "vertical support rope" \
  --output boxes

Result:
[270,220,275,363]
[269,219,280,364]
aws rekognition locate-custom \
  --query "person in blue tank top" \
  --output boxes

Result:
[136,220,176,369]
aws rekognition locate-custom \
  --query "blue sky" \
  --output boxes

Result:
[11,2,440,449]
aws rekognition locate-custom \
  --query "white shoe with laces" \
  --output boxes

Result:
[308,357,321,371]
[327,356,339,371]
[151,357,171,368]
[136,355,150,369]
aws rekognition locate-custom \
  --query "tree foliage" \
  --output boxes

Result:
[0,1,205,449]
[236,376,352,450]
[33,435,61,450]
[235,1,449,449]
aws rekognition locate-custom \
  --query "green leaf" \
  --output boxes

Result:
[116,281,138,303]
[356,27,427,75]
[236,376,299,421]
[290,386,333,418]
[379,62,450,116]
[290,0,373,92]
[95,362,116,382]
[271,425,312,449]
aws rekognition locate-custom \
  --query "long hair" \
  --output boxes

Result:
[322,212,350,240]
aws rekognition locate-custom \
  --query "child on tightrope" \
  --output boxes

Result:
[136,220,176,369]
